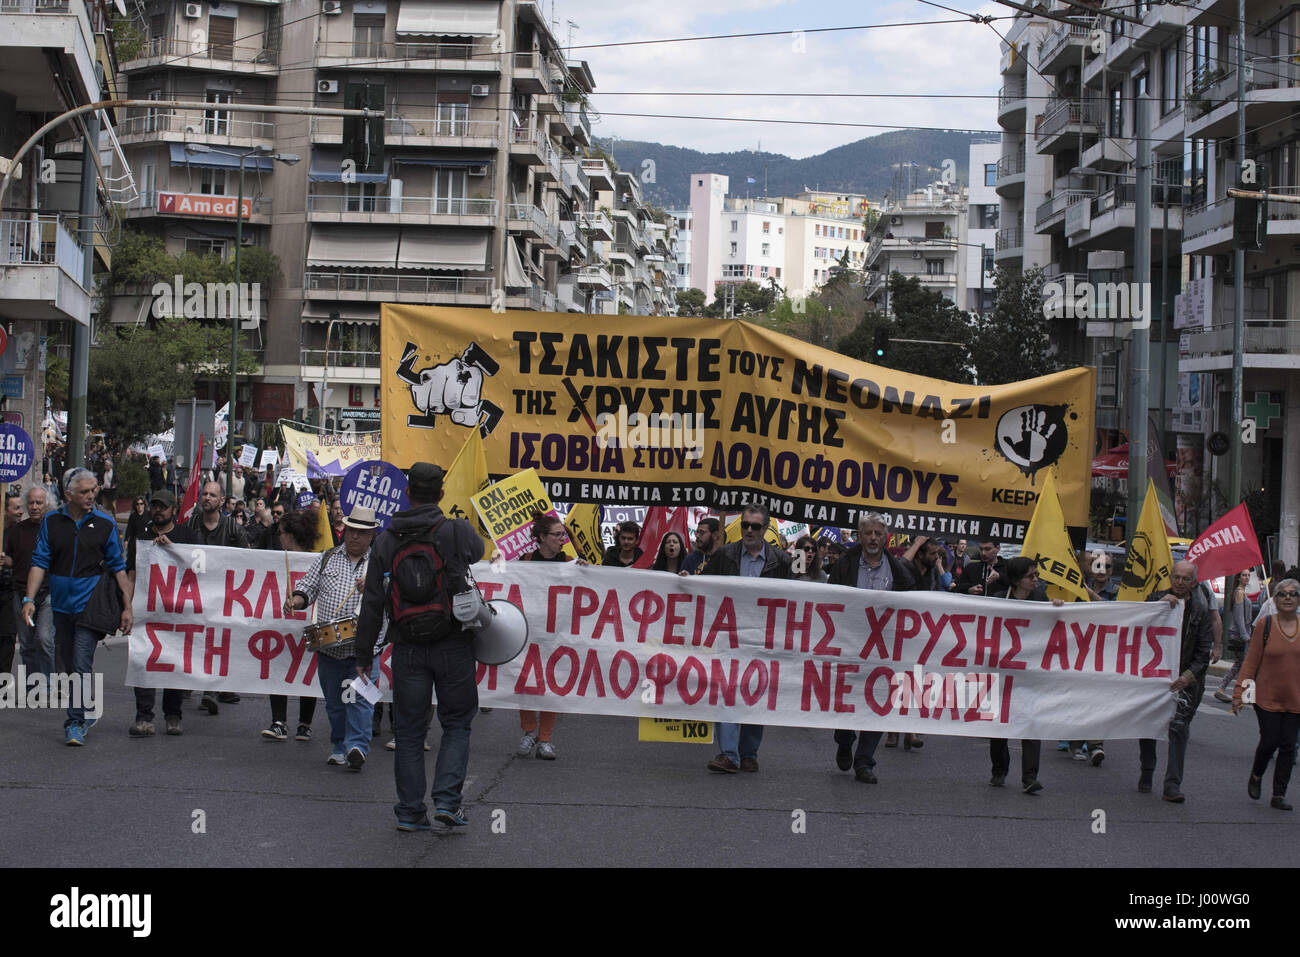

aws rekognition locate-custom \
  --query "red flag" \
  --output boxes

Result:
[178,433,204,523]
[1184,503,1264,581]
[631,507,692,569]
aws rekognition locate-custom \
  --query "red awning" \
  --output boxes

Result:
[1092,445,1176,478]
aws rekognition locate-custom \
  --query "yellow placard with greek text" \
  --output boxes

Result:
[638,717,714,744]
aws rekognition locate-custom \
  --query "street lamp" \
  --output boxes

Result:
[184,143,299,499]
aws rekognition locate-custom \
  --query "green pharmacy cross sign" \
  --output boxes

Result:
[1244,391,1281,430]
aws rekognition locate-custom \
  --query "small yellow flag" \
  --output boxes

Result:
[1019,470,1090,602]
[442,427,491,541]
[1117,478,1174,602]
[564,503,604,564]
[313,495,333,553]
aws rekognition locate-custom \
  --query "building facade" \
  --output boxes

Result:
[865,180,968,315]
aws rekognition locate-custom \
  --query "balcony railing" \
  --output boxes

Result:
[0,214,83,276]
[316,38,499,65]
[508,203,558,244]
[1036,189,1093,229]
[996,150,1026,179]
[998,78,1027,110]
[127,36,278,66]
[0,0,71,11]
[310,115,498,145]
[995,225,1023,251]
[119,111,275,141]
[306,194,497,218]
[301,348,379,370]
[1037,16,1095,67]
[304,272,491,299]
[1038,97,1102,139]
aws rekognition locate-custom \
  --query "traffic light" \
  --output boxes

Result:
[343,82,385,175]
[1234,163,1267,251]
[872,328,889,360]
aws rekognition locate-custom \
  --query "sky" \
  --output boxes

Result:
[544,0,1008,159]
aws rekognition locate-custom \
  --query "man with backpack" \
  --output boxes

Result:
[355,462,484,832]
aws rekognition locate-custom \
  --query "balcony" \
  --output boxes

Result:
[506,285,557,312]
[508,203,560,250]
[300,349,380,380]
[306,193,497,226]
[126,190,273,224]
[309,115,498,150]
[607,243,633,264]
[997,77,1028,129]
[563,101,592,144]
[1035,189,1092,233]
[575,209,613,241]
[0,0,99,105]
[561,158,589,197]
[0,214,90,324]
[1079,136,1130,172]
[1186,57,1300,139]
[120,36,278,74]
[510,124,563,182]
[1184,320,1300,369]
[315,37,500,72]
[303,271,491,307]
[994,224,1023,262]
[512,51,556,96]
[995,149,1026,198]
[1035,97,1101,154]
[1037,17,1096,74]
[578,157,614,191]
[118,110,274,149]
[1181,197,1234,255]
[1067,181,1183,252]
[575,264,612,288]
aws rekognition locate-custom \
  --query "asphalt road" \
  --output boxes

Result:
[1,638,1293,869]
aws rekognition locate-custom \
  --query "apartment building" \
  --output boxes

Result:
[865,180,968,315]
[108,0,668,432]
[668,206,691,291]
[1,0,127,453]
[967,141,1000,314]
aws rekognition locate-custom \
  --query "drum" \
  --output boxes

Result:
[305,616,358,659]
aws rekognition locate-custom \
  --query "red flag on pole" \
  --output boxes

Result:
[1184,503,1264,581]
[632,507,692,569]
[178,433,205,523]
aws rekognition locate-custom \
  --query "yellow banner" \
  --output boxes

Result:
[1019,471,1089,602]
[281,422,380,478]
[471,468,575,561]
[381,306,1095,543]
[564,503,604,564]
[1118,479,1173,602]
[637,717,714,744]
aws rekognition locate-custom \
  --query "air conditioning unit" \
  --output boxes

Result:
[889,215,902,226]
[185,124,200,134]
[184,2,201,17]
[318,79,339,94]
[467,164,489,177]
[912,250,922,259]
[322,0,342,12]
[470,84,491,97]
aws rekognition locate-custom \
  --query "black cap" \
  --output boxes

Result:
[151,490,177,508]
[406,462,445,497]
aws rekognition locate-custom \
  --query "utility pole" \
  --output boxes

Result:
[1228,0,1246,514]
[67,103,99,474]
[1126,94,1152,534]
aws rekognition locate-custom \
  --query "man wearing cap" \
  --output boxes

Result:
[284,504,380,771]
[125,490,194,736]
[356,463,484,831]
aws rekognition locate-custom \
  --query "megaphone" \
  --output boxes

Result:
[453,587,529,666]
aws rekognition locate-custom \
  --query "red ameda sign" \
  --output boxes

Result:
[157,192,252,219]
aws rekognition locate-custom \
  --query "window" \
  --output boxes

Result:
[730,242,737,255]
[353,13,385,57]
[434,168,467,213]
[982,247,994,275]
[926,259,944,276]
[149,13,165,39]
[697,179,703,186]
[199,168,226,195]
[746,265,753,277]
[730,220,738,233]
[185,238,227,258]
[778,227,783,235]
[204,91,231,136]
[144,90,163,133]
[436,102,469,135]
[760,266,769,278]
[762,221,770,233]
[1161,44,1179,115]
[815,224,821,236]
[984,163,997,186]
[1110,87,1123,137]
[774,268,781,279]
[137,163,155,208]
[208,15,234,60]
[1134,73,1148,99]
[345,183,377,212]
[761,243,770,256]
[925,221,945,239]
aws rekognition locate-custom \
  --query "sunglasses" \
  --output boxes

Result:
[741,522,765,531]
[1278,591,1300,599]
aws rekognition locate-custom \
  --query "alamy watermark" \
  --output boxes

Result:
[1042,274,1150,328]
[150,274,261,328]
[595,406,704,461]
[0,667,103,718]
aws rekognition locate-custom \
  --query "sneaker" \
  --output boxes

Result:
[517,732,538,757]
[433,807,469,828]
[216,692,240,703]
[165,715,183,736]
[346,746,365,771]
[1023,779,1044,795]
[386,738,396,751]
[835,741,853,771]
[706,754,739,773]
[327,753,347,766]
[128,719,155,737]
[854,767,877,784]
[536,741,557,760]
[81,717,98,734]
[1213,688,1232,703]
[295,724,312,742]
[1089,747,1105,767]
[1271,796,1293,811]
[199,693,218,715]
[1070,747,1086,761]
[261,721,288,741]
[64,724,85,747]
[396,816,432,832]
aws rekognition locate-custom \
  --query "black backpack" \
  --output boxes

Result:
[387,518,462,642]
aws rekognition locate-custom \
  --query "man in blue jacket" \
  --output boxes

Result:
[24,468,133,746]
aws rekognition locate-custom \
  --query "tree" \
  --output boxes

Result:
[968,266,1066,385]
[676,287,708,316]
[836,309,891,363]
[842,273,974,383]
[706,280,774,318]
[44,351,69,409]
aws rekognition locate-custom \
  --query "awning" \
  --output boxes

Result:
[397,228,490,271]
[309,150,388,184]
[395,0,500,37]
[504,237,529,288]
[1091,445,1177,478]
[169,143,273,172]
[302,304,379,323]
[306,227,398,268]
[392,157,490,168]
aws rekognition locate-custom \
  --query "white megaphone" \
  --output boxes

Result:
[452,579,529,666]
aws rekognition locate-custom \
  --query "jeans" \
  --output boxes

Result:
[1140,682,1203,794]
[391,635,477,821]
[15,593,55,682]
[716,722,763,765]
[53,611,102,728]
[1218,643,1247,692]
[833,729,884,770]
[990,739,1042,786]
[1251,707,1300,797]
[134,687,184,720]
[317,653,377,756]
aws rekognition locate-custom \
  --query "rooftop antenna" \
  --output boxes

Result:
[566,19,578,59]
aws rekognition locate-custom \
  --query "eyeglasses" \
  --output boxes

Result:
[741,522,765,531]
[802,546,816,554]
[1278,591,1300,599]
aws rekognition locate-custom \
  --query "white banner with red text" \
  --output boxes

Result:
[128,544,1182,738]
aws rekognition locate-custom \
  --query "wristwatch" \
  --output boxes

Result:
[22,596,34,605]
